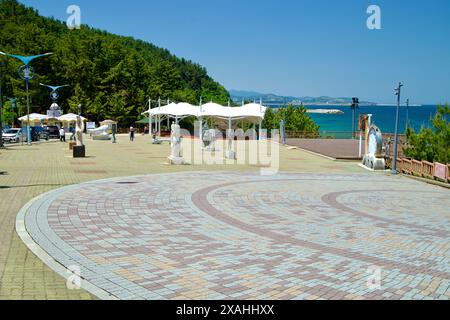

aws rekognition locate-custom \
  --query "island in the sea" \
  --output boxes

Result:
[229,90,377,106]
[306,109,345,115]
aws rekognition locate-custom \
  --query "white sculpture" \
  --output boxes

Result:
[88,125,110,140]
[75,115,84,147]
[362,123,386,170]
[168,123,184,165]
[203,129,217,151]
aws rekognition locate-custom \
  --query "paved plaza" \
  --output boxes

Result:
[1,135,449,300]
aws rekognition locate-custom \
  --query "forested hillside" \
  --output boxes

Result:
[0,0,229,126]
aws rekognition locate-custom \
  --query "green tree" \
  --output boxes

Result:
[404,104,450,163]
[0,0,230,128]
[2,99,17,125]
[263,107,276,131]
[268,104,319,134]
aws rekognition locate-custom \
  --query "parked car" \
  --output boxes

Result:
[43,126,61,140]
[2,128,22,144]
[21,127,41,142]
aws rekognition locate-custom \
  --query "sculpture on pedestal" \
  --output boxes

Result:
[168,123,184,165]
[361,114,386,170]
[73,104,86,158]
[75,115,84,147]
[203,129,217,152]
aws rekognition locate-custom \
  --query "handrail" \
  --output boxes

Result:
[385,157,448,184]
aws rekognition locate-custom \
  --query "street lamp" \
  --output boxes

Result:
[40,83,69,118]
[392,82,404,175]
[0,51,53,145]
[40,83,69,104]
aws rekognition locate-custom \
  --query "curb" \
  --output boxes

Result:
[15,189,119,301]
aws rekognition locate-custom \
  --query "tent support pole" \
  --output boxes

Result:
[199,117,203,142]
[259,119,263,140]
[148,98,152,143]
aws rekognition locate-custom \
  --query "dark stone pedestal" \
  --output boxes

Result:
[73,145,86,158]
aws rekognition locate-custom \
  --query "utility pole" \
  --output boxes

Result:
[392,82,404,175]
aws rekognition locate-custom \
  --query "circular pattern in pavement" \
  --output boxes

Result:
[17,172,450,300]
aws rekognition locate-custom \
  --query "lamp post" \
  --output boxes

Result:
[40,83,69,104]
[392,82,404,175]
[0,52,53,145]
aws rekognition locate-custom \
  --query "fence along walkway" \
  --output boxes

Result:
[386,156,450,183]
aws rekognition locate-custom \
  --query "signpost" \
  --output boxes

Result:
[392,82,404,175]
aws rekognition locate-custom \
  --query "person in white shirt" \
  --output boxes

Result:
[59,127,66,142]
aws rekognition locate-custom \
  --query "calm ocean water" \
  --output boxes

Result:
[304,105,439,134]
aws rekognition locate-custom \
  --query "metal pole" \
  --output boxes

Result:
[199,96,203,143]
[352,106,355,139]
[0,60,4,149]
[359,130,363,158]
[227,116,232,158]
[392,82,403,175]
[26,77,31,145]
[157,97,161,137]
[405,98,410,130]
[148,98,152,143]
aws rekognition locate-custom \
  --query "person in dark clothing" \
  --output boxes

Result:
[130,127,135,142]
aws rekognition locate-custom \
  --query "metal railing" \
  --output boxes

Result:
[386,156,449,183]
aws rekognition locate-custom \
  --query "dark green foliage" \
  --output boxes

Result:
[0,0,229,127]
[404,104,450,163]
[1,99,16,125]
[263,104,319,133]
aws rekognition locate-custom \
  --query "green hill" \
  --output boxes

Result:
[0,0,229,126]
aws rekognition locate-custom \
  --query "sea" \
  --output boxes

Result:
[292,105,439,134]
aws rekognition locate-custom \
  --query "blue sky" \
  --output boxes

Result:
[18,0,450,104]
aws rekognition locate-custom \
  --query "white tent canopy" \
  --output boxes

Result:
[57,113,87,123]
[144,102,267,120]
[148,102,198,118]
[19,113,48,122]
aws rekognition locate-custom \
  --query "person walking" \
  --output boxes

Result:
[59,127,66,142]
[70,125,75,141]
[130,126,135,142]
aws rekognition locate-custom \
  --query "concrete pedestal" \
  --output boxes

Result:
[73,145,86,158]
[69,142,77,150]
[226,150,236,160]
[362,154,386,170]
[168,156,184,165]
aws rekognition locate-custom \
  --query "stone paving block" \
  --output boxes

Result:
[2,136,449,300]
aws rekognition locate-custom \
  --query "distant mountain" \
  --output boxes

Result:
[229,90,376,106]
